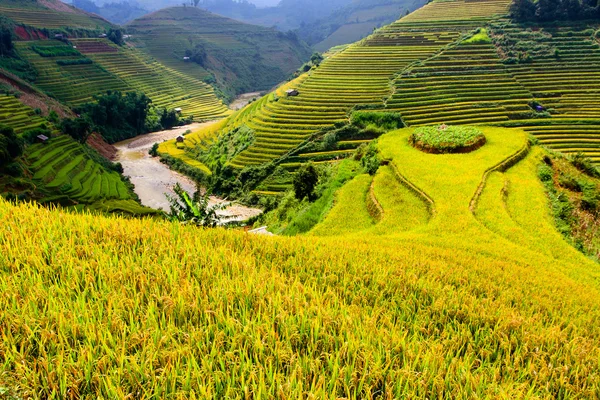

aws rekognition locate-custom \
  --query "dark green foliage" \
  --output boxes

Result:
[47,111,60,125]
[22,126,52,145]
[358,142,381,175]
[56,58,93,66]
[351,111,404,131]
[107,28,124,46]
[510,0,599,21]
[167,182,226,227]
[0,18,14,58]
[310,52,324,66]
[293,163,319,201]
[76,91,152,143]
[0,125,23,166]
[160,109,179,130]
[60,117,92,144]
[31,45,81,57]
[149,143,159,157]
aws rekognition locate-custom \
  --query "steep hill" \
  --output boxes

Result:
[126,7,313,101]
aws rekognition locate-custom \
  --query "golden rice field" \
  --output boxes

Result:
[1,126,599,398]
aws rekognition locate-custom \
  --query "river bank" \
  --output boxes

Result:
[114,123,262,222]
[229,92,262,111]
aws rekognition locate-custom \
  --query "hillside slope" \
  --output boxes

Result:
[127,7,313,101]
[1,125,600,397]
[0,0,112,32]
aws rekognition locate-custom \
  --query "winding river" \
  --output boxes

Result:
[114,121,262,222]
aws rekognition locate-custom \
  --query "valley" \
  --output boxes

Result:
[1,0,600,397]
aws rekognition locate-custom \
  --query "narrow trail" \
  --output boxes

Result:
[114,123,262,222]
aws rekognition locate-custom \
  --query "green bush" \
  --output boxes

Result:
[569,153,600,178]
[293,163,319,201]
[410,126,486,154]
[351,111,404,131]
[56,58,93,66]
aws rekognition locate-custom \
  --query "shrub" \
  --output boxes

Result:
[0,124,23,166]
[410,125,486,154]
[149,143,159,157]
[538,164,554,182]
[31,45,81,57]
[360,142,381,175]
[293,163,319,201]
[351,111,404,131]
[569,153,600,178]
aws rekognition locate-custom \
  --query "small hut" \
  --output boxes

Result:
[183,56,191,61]
[286,89,299,97]
[99,33,107,38]
[36,134,49,144]
[174,107,183,113]
[176,136,185,143]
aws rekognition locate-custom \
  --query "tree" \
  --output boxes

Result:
[166,183,227,227]
[193,0,200,6]
[537,0,560,21]
[310,52,324,66]
[107,28,124,46]
[160,109,179,130]
[510,0,536,20]
[0,125,23,166]
[293,163,319,201]
[61,117,92,144]
[0,24,13,57]
[565,0,582,19]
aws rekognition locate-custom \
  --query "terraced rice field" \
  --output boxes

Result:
[15,39,230,120]
[387,42,534,125]
[15,41,131,107]
[0,94,49,134]
[0,6,110,30]
[492,24,600,163]
[200,0,515,169]
[25,135,135,204]
[228,31,462,168]
[79,40,231,120]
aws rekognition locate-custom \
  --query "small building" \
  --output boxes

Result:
[286,89,299,97]
[176,136,185,143]
[174,107,182,113]
[438,123,448,131]
[99,33,107,38]
[536,105,544,112]
[123,35,132,39]
[54,34,64,40]
[183,56,191,61]
[36,134,49,144]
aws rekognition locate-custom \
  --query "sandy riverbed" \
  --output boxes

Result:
[114,122,262,222]
[229,92,262,111]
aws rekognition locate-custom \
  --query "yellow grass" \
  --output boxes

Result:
[1,126,600,397]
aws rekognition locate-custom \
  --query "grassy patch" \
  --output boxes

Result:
[410,125,486,153]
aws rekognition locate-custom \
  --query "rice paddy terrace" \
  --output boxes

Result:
[0,0,112,31]
[126,7,312,98]
[24,134,152,213]
[0,94,49,134]
[12,39,230,119]
[164,0,600,185]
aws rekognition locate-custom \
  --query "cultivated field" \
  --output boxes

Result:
[2,125,599,397]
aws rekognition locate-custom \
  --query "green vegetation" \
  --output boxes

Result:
[31,45,81,57]
[463,27,491,44]
[540,152,600,261]
[166,183,226,227]
[126,7,312,101]
[0,124,22,166]
[410,125,486,153]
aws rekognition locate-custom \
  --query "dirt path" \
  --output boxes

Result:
[229,92,262,111]
[114,122,262,222]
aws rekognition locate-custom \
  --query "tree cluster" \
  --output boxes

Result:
[511,0,600,21]
[62,91,189,144]
[0,125,23,167]
[0,17,14,58]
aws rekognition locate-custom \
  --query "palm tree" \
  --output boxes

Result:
[166,183,228,227]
